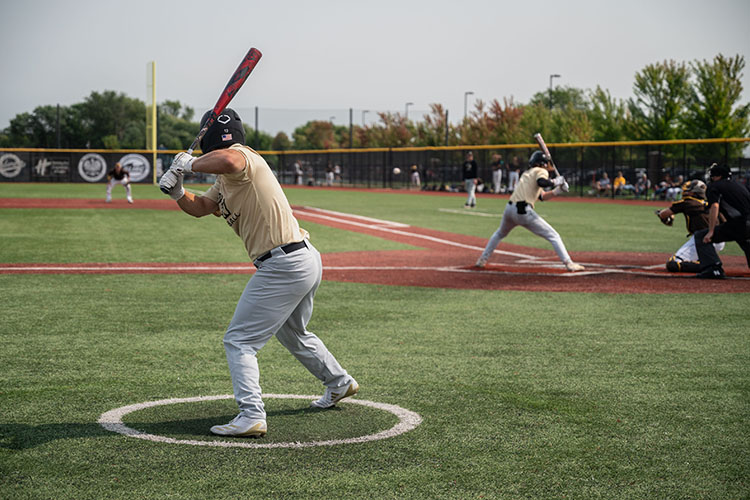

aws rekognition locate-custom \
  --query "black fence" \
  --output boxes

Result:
[2,139,749,200]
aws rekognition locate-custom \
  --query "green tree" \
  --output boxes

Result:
[682,54,750,158]
[486,97,525,145]
[627,60,690,140]
[414,104,453,147]
[587,86,629,142]
[271,132,291,151]
[74,90,146,148]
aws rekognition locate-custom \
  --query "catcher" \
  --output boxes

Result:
[655,179,724,272]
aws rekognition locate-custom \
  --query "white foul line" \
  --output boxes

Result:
[295,208,534,260]
[98,394,422,449]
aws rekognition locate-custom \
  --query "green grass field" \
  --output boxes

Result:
[1,183,748,499]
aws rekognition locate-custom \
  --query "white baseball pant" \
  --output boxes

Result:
[106,178,132,201]
[492,169,503,194]
[479,202,572,264]
[465,179,477,206]
[223,240,351,421]
[674,236,725,262]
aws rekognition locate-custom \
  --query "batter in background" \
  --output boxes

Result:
[655,178,725,273]
[475,150,585,272]
[159,108,358,438]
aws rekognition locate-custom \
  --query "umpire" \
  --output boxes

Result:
[694,164,750,279]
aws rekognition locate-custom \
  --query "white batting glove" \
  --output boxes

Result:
[552,186,563,196]
[552,175,566,186]
[159,168,185,200]
[171,152,195,173]
[561,180,570,193]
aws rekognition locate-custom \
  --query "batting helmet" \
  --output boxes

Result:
[199,108,246,153]
[682,179,707,199]
[529,150,551,167]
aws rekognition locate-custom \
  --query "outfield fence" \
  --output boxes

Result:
[2,138,749,199]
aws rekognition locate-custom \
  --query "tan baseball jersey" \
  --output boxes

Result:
[509,167,550,208]
[203,144,308,261]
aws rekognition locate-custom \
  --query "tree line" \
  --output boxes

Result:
[1,54,747,158]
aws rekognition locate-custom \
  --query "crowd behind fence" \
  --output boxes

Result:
[2,138,749,201]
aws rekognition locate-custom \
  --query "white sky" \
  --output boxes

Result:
[1,0,748,137]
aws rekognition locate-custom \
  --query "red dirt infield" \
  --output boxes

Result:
[1,196,749,293]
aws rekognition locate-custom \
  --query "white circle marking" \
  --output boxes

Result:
[98,394,422,448]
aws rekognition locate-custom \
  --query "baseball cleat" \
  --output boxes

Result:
[565,261,585,272]
[310,379,359,409]
[696,266,726,280]
[475,257,488,268]
[127,197,134,204]
[210,414,267,437]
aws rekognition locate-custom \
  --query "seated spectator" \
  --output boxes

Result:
[634,173,651,198]
[652,174,673,200]
[666,175,684,201]
[595,172,611,197]
[613,171,629,195]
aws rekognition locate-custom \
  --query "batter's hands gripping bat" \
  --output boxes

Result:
[533,133,561,178]
[161,47,263,194]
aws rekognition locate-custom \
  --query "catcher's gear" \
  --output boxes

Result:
[159,168,185,200]
[656,209,674,226]
[681,179,706,199]
[529,150,551,167]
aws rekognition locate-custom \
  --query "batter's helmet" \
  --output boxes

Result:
[199,108,246,153]
[529,150,551,167]
[682,179,706,199]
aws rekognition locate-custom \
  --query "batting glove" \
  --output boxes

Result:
[171,152,195,173]
[561,180,569,192]
[159,168,185,200]
[552,175,566,187]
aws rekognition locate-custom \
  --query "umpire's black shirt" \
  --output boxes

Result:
[706,179,750,221]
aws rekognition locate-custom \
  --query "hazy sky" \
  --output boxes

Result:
[1,0,748,136]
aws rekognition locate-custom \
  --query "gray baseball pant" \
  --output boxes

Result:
[223,240,351,421]
[479,202,572,264]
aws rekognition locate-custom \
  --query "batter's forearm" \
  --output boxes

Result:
[192,149,246,175]
[177,191,219,217]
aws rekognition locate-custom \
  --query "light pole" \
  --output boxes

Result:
[464,91,474,119]
[362,110,369,126]
[549,74,561,109]
[405,102,414,120]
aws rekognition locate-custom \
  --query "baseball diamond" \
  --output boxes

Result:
[1,197,749,293]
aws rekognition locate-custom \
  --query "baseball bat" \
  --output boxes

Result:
[161,47,262,194]
[533,132,560,177]
[187,47,263,155]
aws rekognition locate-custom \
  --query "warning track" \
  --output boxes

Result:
[1,198,749,293]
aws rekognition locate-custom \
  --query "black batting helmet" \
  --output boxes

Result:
[529,150,551,167]
[199,108,246,153]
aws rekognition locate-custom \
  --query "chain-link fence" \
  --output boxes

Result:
[2,139,749,200]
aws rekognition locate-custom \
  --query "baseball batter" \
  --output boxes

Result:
[105,162,133,203]
[656,179,725,272]
[475,151,585,272]
[159,108,358,438]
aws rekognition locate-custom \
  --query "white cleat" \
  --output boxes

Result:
[565,261,585,272]
[127,197,134,204]
[210,414,267,438]
[475,257,487,268]
[310,379,359,409]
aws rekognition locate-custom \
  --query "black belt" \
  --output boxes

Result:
[256,240,307,263]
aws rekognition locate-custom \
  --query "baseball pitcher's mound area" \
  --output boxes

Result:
[1,199,748,294]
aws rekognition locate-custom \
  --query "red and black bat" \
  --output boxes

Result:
[533,132,560,177]
[187,47,263,155]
